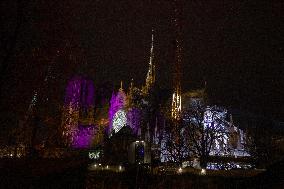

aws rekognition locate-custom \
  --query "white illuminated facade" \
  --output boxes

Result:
[203,106,229,155]
[161,91,250,164]
[112,110,127,133]
[203,106,249,157]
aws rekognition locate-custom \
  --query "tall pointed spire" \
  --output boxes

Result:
[119,80,123,91]
[143,28,156,94]
[171,0,183,120]
[128,78,134,107]
[130,78,134,88]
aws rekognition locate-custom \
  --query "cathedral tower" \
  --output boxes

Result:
[171,0,183,120]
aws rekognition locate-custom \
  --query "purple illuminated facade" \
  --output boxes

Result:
[108,88,142,136]
[108,90,127,134]
[127,108,142,135]
[64,76,95,108]
[61,76,96,148]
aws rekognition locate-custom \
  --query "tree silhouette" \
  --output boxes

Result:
[184,104,230,168]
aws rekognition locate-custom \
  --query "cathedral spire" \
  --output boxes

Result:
[171,0,183,120]
[128,78,134,107]
[143,28,156,94]
[130,78,134,89]
[119,80,123,91]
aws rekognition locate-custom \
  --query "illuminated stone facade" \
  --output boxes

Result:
[203,106,249,157]
[108,84,143,136]
[108,31,156,137]
[61,76,96,148]
[108,84,127,135]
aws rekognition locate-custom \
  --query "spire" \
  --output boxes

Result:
[143,28,156,94]
[130,78,134,89]
[129,78,134,96]
[119,80,123,91]
[171,0,183,120]
[128,79,134,107]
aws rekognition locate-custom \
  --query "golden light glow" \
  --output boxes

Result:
[171,92,182,120]
[142,29,155,94]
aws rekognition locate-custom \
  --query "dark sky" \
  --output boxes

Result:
[1,0,283,122]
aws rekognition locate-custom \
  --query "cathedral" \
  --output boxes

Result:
[58,28,250,169]
[8,1,250,169]
[60,30,157,164]
[7,24,251,169]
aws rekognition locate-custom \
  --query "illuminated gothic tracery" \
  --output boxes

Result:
[108,83,127,134]
[203,106,249,157]
[112,110,127,133]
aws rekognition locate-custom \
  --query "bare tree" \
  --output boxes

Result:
[184,104,230,168]
[160,119,188,164]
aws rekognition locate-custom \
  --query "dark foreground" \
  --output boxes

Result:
[1,159,283,189]
[0,158,88,189]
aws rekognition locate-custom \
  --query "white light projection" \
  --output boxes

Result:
[112,110,127,133]
[203,106,233,155]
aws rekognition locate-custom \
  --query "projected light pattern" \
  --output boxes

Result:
[112,110,127,133]
[203,106,229,155]
[202,106,249,157]
[73,126,96,149]
[64,76,95,111]
[127,108,142,135]
[108,89,142,135]
[108,89,127,134]
[61,76,95,148]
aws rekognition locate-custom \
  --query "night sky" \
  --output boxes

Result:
[0,0,283,127]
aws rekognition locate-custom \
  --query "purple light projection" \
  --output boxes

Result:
[108,90,127,134]
[108,89,142,136]
[80,79,95,110]
[74,126,96,149]
[127,108,142,135]
[62,76,96,148]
